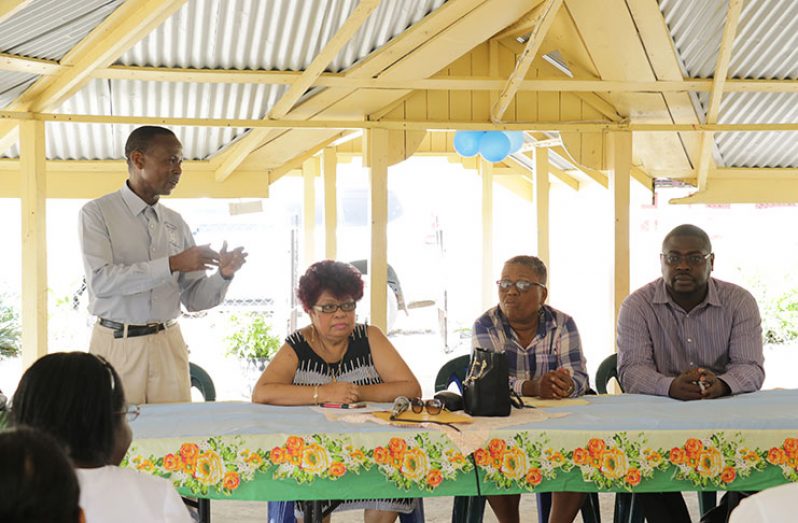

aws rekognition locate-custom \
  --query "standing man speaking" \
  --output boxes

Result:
[79,126,247,403]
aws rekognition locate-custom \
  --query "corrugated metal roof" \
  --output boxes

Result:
[119,0,446,72]
[2,0,446,160]
[0,72,37,108]
[43,78,285,160]
[0,0,125,60]
[659,0,798,167]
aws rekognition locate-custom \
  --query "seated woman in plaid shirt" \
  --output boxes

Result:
[472,255,590,523]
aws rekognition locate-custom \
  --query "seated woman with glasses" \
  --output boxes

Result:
[253,260,421,523]
[472,255,590,523]
[12,352,192,523]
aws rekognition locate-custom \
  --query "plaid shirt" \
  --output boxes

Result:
[471,305,589,396]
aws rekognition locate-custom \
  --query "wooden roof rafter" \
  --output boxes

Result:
[0,0,188,154]
[695,0,744,192]
[212,0,382,183]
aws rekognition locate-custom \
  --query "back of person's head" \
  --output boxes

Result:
[12,352,125,466]
[0,427,83,523]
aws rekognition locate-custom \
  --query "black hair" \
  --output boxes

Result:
[662,224,712,252]
[505,255,548,285]
[12,351,125,466]
[124,125,177,165]
[297,260,365,312]
[0,427,82,523]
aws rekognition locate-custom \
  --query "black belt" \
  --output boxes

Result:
[99,318,177,339]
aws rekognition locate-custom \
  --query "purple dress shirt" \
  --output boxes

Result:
[617,277,764,397]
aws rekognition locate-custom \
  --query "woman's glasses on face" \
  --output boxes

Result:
[410,397,444,415]
[496,279,546,292]
[120,404,140,422]
[312,301,357,314]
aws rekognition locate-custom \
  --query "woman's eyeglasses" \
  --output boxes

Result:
[496,279,546,292]
[312,301,357,314]
[410,397,444,416]
[120,404,140,422]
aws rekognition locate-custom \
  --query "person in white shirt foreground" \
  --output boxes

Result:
[728,483,797,523]
[12,352,192,523]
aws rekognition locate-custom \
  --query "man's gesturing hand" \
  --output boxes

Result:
[169,244,219,273]
[219,241,248,280]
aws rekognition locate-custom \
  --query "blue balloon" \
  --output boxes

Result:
[503,131,525,154]
[453,130,484,157]
[479,131,511,162]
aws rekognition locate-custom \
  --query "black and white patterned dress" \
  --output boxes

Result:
[285,323,416,516]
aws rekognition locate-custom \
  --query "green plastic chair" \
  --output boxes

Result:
[186,363,214,523]
[190,362,216,402]
[596,353,716,522]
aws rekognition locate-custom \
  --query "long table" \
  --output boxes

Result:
[126,390,798,504]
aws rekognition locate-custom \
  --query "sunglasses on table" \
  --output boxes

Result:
[410,397,444,415]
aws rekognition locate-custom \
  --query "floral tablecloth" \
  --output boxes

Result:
[126,390,798,501]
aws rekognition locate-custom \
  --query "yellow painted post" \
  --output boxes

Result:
[365,129,389,332]
[480,157,494,310]
[535,147,550,271]
[19,119,47,368]
[610,131,632,336]
[302,156,318,268]
[322,147,337,260]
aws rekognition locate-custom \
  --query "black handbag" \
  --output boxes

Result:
[463,348,512,416]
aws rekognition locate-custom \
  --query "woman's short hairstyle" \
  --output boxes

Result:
[12,351,125,466]
[505,255,548,285]
[297,260,364,312]
[0,427,82,523]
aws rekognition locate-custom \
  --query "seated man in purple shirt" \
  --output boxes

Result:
[617,224,765,522]
[472,255,589,523]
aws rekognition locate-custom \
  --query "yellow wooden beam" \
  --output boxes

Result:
[85,65,798,93]
[0,160,268,198]
[479,156,494,311]
[8,53,798,94]
[322,148,337,260]
[18,118,47,367]
[626,0,703,174]
[0,0,32,23]
[492,0,563,122]
[265,133,347,185]
[365,128,389,331]
[706,0,743,124]
[535,147,550,268]
[548,164,580,190]
[669,177,798,204]
[504,152,580,190]
[0,0,187,154]
[610,131,631,329]
[12,109,798,132]
[271,0,381,118]
[491,1,547,41]
[302,156,319,267]
[0,52,60,75]
[696,0,743,191]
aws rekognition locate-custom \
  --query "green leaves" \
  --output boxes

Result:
[225,313,281,362]
[0,294,20,359]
